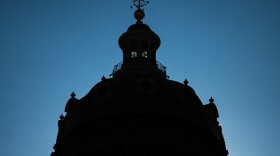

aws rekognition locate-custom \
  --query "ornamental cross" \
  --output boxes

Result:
[130,0,149,10]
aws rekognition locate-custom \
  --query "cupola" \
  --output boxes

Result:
[112,1,165,78]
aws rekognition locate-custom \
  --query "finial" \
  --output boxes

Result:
[209,97,214,103]
[131,0,149,22]
[101,75,107,81]
[131,0,149,10]
[71,92,76,98]
[183,79,189,85]
[59,114,65,120]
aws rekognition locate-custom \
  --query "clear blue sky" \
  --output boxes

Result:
[1,0,279,155]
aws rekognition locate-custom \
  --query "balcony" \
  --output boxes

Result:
[111,60,168,78]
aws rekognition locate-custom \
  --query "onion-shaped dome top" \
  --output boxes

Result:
[118,7,161,66]
[127,22,152,31]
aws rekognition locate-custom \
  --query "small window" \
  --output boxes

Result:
[131,52,137,58]
[142,51,148,58]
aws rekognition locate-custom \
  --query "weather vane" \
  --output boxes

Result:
[130,0,149,10]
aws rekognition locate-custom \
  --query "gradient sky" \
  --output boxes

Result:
[1,0,280,156]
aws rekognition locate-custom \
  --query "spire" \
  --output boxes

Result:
[130,0,149,22]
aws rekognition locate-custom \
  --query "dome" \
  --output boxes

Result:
[81,73,203,121]
[51,3,228,155]
[53,68,227,156]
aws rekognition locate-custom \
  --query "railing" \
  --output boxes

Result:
[112,61,123,75]
[111,60,167,77]
[156,61,167,74]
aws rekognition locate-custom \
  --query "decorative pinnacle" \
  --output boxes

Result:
[101,75,107,81]
[209,97,214,103]
[131,0,149,22]
[130,0,149,10]
[59,114,65,120]
[71,92,76,98]
[184,79,189,85]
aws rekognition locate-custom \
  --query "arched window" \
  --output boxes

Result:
[131,52,137,58]
[142,51,148,58]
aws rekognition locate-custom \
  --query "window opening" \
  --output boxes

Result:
[131,52,137,58]
[142,51,148,58]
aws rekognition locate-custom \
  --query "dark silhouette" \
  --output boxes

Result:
[51,1,228,155]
